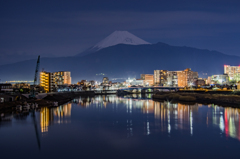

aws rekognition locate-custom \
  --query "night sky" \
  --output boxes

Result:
[1,0,240,65]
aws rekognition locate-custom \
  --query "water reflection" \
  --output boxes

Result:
[40,103,72,134]
[71,95,240,141]
[1,95,240,142]
[210,105,240,140]
[40,107,51,133]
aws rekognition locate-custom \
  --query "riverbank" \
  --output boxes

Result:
[152,92,240,107]
[0,91,95,111]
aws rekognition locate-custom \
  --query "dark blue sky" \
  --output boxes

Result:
[1,0,240,64]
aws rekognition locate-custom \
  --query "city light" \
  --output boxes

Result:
[5,80,34,83]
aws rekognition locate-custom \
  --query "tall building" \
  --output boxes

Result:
[154,70,160,84]
[167,71,179,87]
[53,71,71,85]
[40,71,71,92]
[40,72,51,92]
[154,68,198,87]
[141,74,154,86]
[176,68,198,87]
[154,70,168,85]
[224,65,240,81]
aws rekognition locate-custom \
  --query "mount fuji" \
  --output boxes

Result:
[76,31,150,56]
[1,31,240,82]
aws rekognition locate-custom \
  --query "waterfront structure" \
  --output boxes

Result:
[141,74,154,86]
[40,71,71,92]
[207,74,229,85]
[224,65,240,81]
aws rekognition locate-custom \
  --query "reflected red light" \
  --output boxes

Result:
[225,110,229,137]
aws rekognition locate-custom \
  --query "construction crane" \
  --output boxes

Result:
[29,55,40,98]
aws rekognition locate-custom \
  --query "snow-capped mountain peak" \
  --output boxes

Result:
[76,31,151,56]
[93,31,150,50]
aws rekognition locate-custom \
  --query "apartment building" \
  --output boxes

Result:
[154,68,198,87]
[154,70,168,86]
[224,65,240,81]
[40,71,71,92]
[141,74,154,86]
[207,74,229,84]
[176,68,198,87]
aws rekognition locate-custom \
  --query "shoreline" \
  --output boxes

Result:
[2,91,240,112]
[152,92,240,108]
[0,91,95,111]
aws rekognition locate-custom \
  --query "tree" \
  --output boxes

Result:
[229,80,237,85]
[233,73,240,82]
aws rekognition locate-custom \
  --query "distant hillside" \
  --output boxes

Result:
[0,42,239,83]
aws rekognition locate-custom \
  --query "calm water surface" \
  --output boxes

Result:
[1,94,240,159]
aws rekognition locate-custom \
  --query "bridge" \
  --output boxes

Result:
[20,87,182,99]
[117,86,183,94]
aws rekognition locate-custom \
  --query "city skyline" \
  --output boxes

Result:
[2,1,240,158]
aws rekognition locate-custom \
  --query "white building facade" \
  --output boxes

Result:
[224,65,240,81]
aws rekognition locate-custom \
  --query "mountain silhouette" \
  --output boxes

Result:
[0,42,239,83]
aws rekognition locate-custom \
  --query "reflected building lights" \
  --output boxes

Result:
[147,122,150,135]
[219,114,224,133]
[190,111,193,135]
[54,103,72,118]
[209,105,240,141]
[40,107,53,133]
[83,96,198,135]
[70,95,240,140]
[174,109,178,130]
[225,109,229,137]
[129,99,132,113]
[127,119,133,137]
[40,103,72,133]
[168,110,171,134]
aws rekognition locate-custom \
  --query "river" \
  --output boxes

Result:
[0,94,240,159]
